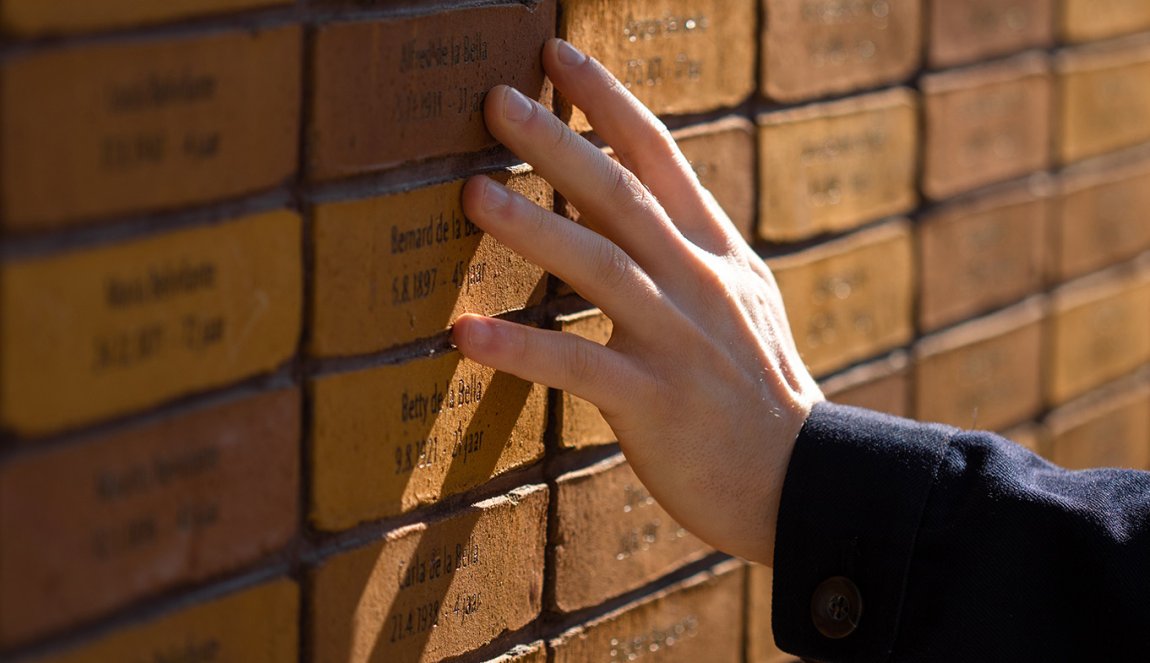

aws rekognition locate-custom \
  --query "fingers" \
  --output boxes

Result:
[540,38,733,249]
[462,175,668,335]
[453,314,641,411]
[482,84,693,284]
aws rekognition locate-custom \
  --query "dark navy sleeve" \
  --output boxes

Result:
[771,401,1150,662]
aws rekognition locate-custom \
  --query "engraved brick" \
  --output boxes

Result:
[310,485,548,663]
[0,390,298,646]
[560,0,755,131]
[761,0,921,102]
[1,0,289,35]
[926,0,1054,69]
[310,2,555,180]
[1056,37,1150,164]
[1059,0,1150,43]
[549,560,744,662]
[555,308,615,449]
[312,171,549,357]
[914,300,1044,431]
[920,54,1052,200]
[0,28,300,230]
[1045,378,1150,470]
[819,352,910,417]
[769,220,915,377]
[310,352,545,530]
[0,210,301,437]
[25,580,298,663]
[757,89,917,242]
[918,179,1049,332]
[747,567,794,663]
[551,454,711,612]
[675,117,756,241]
[1054,152,1150,282]
[1047,267,1150,404]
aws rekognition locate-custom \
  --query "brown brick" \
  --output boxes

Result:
[0,390,298,646]
[757,89,917,242]
[926,0,1054,69]
[310,352,545,531]
[819,352,911,417]
[918,179,1050,331]
[310,2,555,180]
[1054,151,1150,282]
[1059,0,1150,43]
[25,580,298,663]
[914,300,1044,431]
[312,171,549,357]
[769,220,915,377]
[920,54,1052,200]
[0,210,301,438]
[0,0,289,35]
[747,567,795,663]
[1045,378,1150,470]
[0,28,300,230]
[555,308,616,449]
[484,642,547,663]
[551,454,711,612]
[310,485,548,663]
[1056,36,1150,165]
[560,0,755,131]
[549,560,744,663]
[675,117,757,241]
[1047,266,1150,404]
[761,0,922,103]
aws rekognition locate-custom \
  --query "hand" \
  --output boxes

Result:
[452,38,824,565]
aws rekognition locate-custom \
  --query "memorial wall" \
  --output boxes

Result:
[1,1,1148,661]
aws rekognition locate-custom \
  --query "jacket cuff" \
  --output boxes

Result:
[771,402,954,661]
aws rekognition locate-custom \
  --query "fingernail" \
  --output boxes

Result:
[482,179,510,212]
[467,318,494,349]
[503,87,534,123]
[556,39,587,66]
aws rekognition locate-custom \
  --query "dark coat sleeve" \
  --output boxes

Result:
[771,401,1150,662]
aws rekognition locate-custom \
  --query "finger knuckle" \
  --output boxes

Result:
[548,119,576,154]
[590,240,632,291]
[565,341,597,385]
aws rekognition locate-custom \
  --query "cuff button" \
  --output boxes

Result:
[811,576,862,639]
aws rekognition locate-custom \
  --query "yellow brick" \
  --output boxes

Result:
[311,172,548,357]
[0,211,302,437]
[28,580,298,663]
[758,89,917,242]
[1,27,300,229]
[310,352,546,530]
[769,220,915,377]
[561,0,756,130]
[310,486,547,663]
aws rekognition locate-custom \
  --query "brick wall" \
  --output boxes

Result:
[1,1,1148,661]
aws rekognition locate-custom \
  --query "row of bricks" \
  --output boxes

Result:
[564,249,1150,437]
[8,368,1147,663]
[2,254,1146,647]
[1,0,1149,47]
[2,480,751,662]
[5,138,1149,439]
[4,1,1150,230]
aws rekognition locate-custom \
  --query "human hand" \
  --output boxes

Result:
[452,38,824,565]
